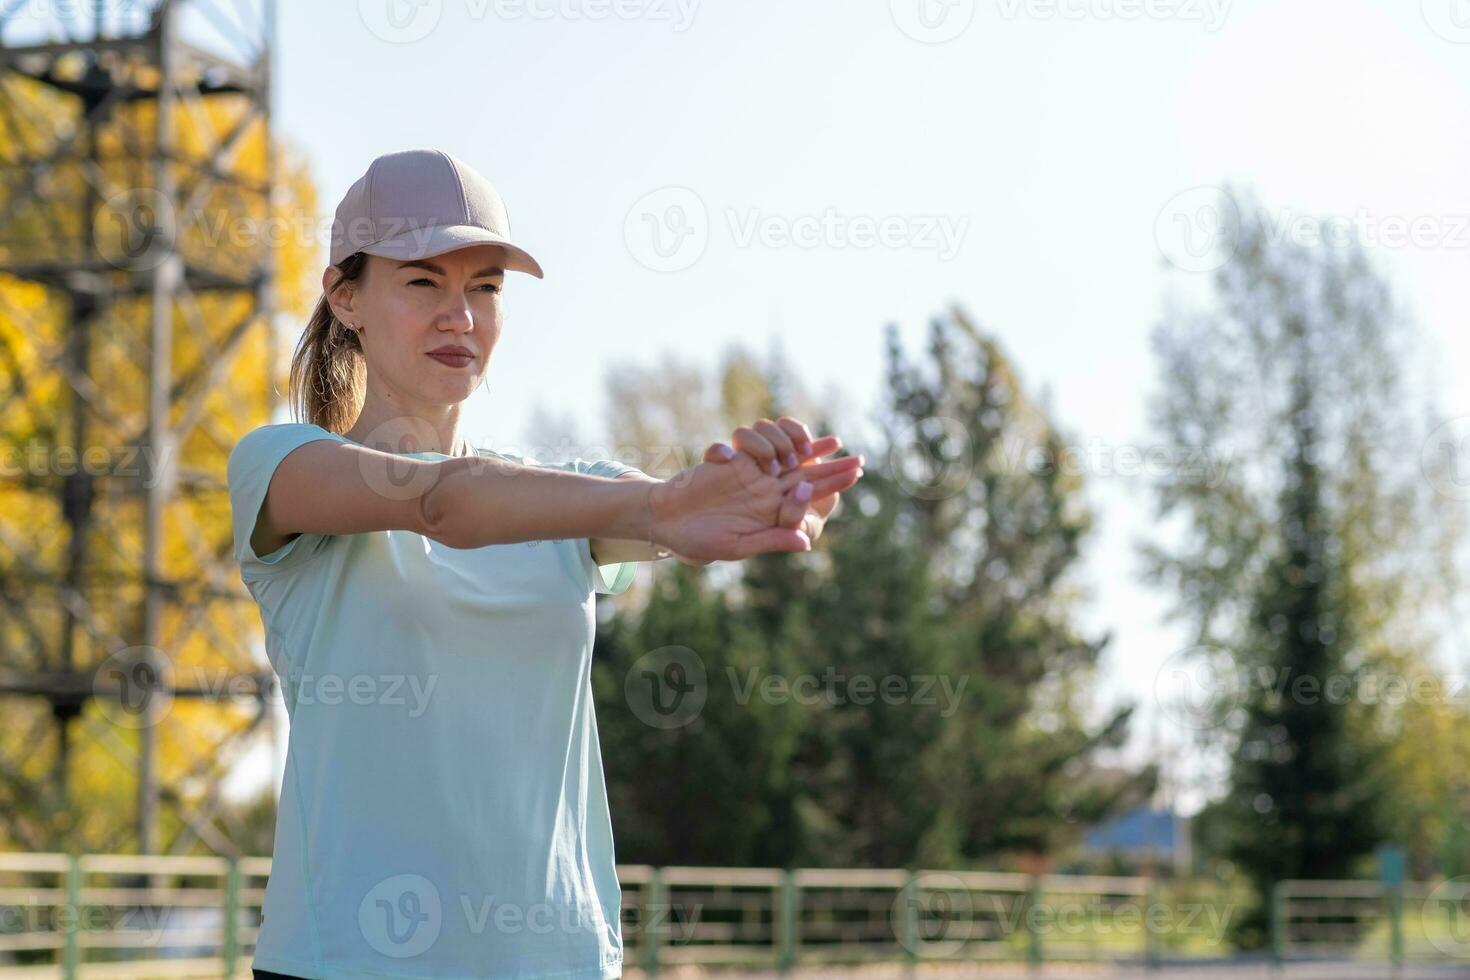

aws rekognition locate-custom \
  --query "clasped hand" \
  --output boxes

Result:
[649,416,865,565]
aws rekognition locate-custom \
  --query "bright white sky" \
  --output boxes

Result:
[214,0,1470,814]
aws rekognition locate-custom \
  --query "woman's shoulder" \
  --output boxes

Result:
[227,422,347,477]
[237,421,341,444]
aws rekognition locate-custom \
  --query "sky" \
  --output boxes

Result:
[198,0,1470,812]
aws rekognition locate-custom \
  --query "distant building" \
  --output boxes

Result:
[1082,806,1192,875]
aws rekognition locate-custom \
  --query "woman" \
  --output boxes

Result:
[228,148,863,980]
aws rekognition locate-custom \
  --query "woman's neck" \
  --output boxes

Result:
[343,403,466,457]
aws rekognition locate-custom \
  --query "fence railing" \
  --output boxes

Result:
[0,851,1462,977]
[1271,876,1470,965]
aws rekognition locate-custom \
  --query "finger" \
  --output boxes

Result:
[783,469,857,504]
[801,492,841,533]
[737,526,811,558]
[731,426,781,477]
[753,418,800,471]
[776,481,814,530]
[777,454,863,491]
[819,467,862,497]
[750,433,842,473]
[776,416,815,460]
[808,491,840,519]
[799,434,842,460]
[702,441,738,464]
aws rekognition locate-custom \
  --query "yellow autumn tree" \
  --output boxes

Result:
[0,52,321,855]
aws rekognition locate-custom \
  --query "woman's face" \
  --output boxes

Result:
[328,243,508,408]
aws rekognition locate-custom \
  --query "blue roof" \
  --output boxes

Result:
[1083,807,1178,853]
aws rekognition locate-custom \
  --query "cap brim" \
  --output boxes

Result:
[360,224,545,279]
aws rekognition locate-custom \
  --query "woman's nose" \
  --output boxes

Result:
[438,301,474,331]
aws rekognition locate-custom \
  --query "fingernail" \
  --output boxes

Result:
[800,442,813,457]
[715,443,736,459]
[795,480,812,502]
[769,459,780,477]
[785,451,798,468]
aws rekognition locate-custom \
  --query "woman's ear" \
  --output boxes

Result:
[322,265,358,323]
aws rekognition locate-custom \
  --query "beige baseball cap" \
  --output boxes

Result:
[328,148,544,278]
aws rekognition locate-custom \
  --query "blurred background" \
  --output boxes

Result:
[3,0,1470,976]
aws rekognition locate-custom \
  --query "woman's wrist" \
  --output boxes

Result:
[647,480,674,557]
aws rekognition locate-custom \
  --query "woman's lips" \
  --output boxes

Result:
[427,352,474,368]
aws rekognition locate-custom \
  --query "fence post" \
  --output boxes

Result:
[1144,876,1161,970]
[641,868,665,976]
[62,853,81,980]
[1026,875,1043,969]
[1378,844,1405,969]
[898,871,919,966]
[1387,880,1404,969]
[1269,881,1284,965]
[777,869,799,973]
[223,858,241,978]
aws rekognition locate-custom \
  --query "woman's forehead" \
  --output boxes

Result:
[379,243,510,276]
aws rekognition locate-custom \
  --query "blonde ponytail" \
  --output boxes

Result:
[289,251,369,432]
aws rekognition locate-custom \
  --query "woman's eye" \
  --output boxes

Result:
[406,279,497,292]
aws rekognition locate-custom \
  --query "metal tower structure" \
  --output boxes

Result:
[0,0,282,857]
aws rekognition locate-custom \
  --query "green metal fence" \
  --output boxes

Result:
[1271,876,1470,966]
[0,851,1461,978]
[0,852,270,978]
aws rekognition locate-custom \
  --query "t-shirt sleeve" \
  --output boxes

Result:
[552,457,648,596]
[227,423,348,575]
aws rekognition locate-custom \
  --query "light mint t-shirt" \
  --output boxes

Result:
[227,422,642,980]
